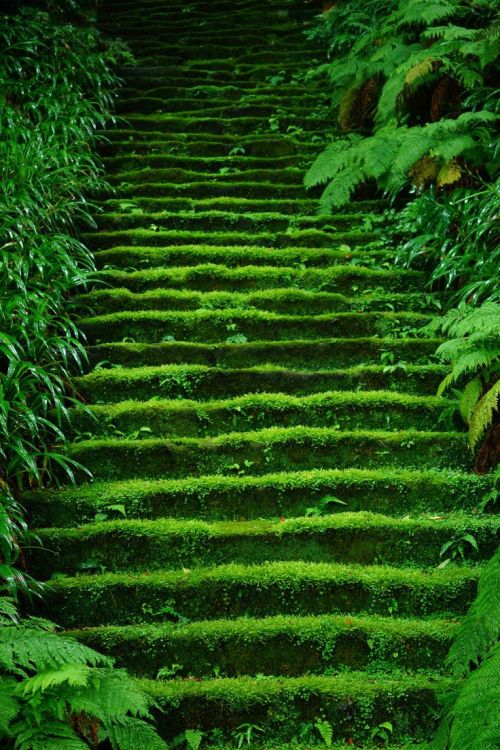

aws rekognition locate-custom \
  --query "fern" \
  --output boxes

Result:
[434,302,500,452]
[446,548,500,676]
[0,599,168,750]
[306,0,499,206]
[431,551,500,750]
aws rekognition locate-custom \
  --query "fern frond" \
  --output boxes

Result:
[20,663,92,695]
[396,0,459,28]
[105,716,168,750]
[81,669,155,720]
[0,626,110,674]
[459,376,483,422]
[468,379,500,449]
[437,160,462,186]
[11,722,89,750]
[448,642,500,750]
[0,679,19,734]
[319,164,367,209]
[446,549,500,676]
[304,139,359,188]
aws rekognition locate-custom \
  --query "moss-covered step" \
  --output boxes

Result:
[95,263,422,294]
[68,428,471,481]
[106,165,306,186]
[112,179,319,199]
[116,95,328,115]
[71,391,455,439]
[139,672,449,744]
[89,227,379,249]
[78,362,447,401]
[98,197,382,215]
[34,512,498,577]
[42,561,478,627]
[79,310,432,346]
[97,132,336,158]
[102,154,307,174]
[95,209,380,233]
[70,613,457,677]
[114,113,331,133]
[78,287,432,315]
[93,250,390,276]
[25,467,493,527]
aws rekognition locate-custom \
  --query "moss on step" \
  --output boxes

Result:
[78,361,446,401]
[35,512,498,576]
[78,287,431,315]
[68,428,471,482]
[70,613,456,677]
[88,227,380,250]
[95,262,422,294]
[70,390,455,438]
[44,560,478,627]
[93,244,386,270]
[80,309,431,345]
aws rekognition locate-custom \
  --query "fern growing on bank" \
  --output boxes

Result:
[431,549,500,750]
[305,0,499,208]
[0,598,168,749]
[427,302,499,469]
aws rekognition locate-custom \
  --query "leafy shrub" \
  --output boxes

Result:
[0,9,131,497]
[395,180,500,305]
[305,0,499,209]
[429,302,500,471]
[0,597,167,749]
[431,549,500,750]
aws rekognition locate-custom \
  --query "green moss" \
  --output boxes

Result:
[26,467,492,527]
[44,561,479,627]
[77,362,446,403]
[70,389,453,438]
[78,287,431,315]
[95,208,375,233]
[69,612,457,677]
[80,308,431,345]
[93,244,386,270]
[34,511,498,577]
[68,427,471,481]
[89,227,380,250]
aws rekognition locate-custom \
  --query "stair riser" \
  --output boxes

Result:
[95,212,369,233]
[78,364,445,401]
[69,434,470,481]
[80,313,429,345]
[73,622,454,677]
[44,574,477,627]
[26,472,492,527]
[95,266,420,294]
[71,400,453,438]
[79,290,428,315]
[35,523,496,577]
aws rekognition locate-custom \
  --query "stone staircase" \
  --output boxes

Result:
[27,0,499,746]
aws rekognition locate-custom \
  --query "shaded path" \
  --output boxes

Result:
[28,0,497,745]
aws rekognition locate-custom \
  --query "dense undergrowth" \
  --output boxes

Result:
[0,5,168,748]
[306,1,499,748]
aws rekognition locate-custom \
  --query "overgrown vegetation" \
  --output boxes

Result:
[0,599,167,749]
[0,6,167,748]
[305,0,499,209]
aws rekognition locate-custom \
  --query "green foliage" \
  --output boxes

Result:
[0,8,131,497]
[305,0,499,208]
[395,180,499,305]
[431,549,500,750]
[0,598,168,749]
[314,718,333,747]
[429,302,499,452]
[0,486,43,601]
